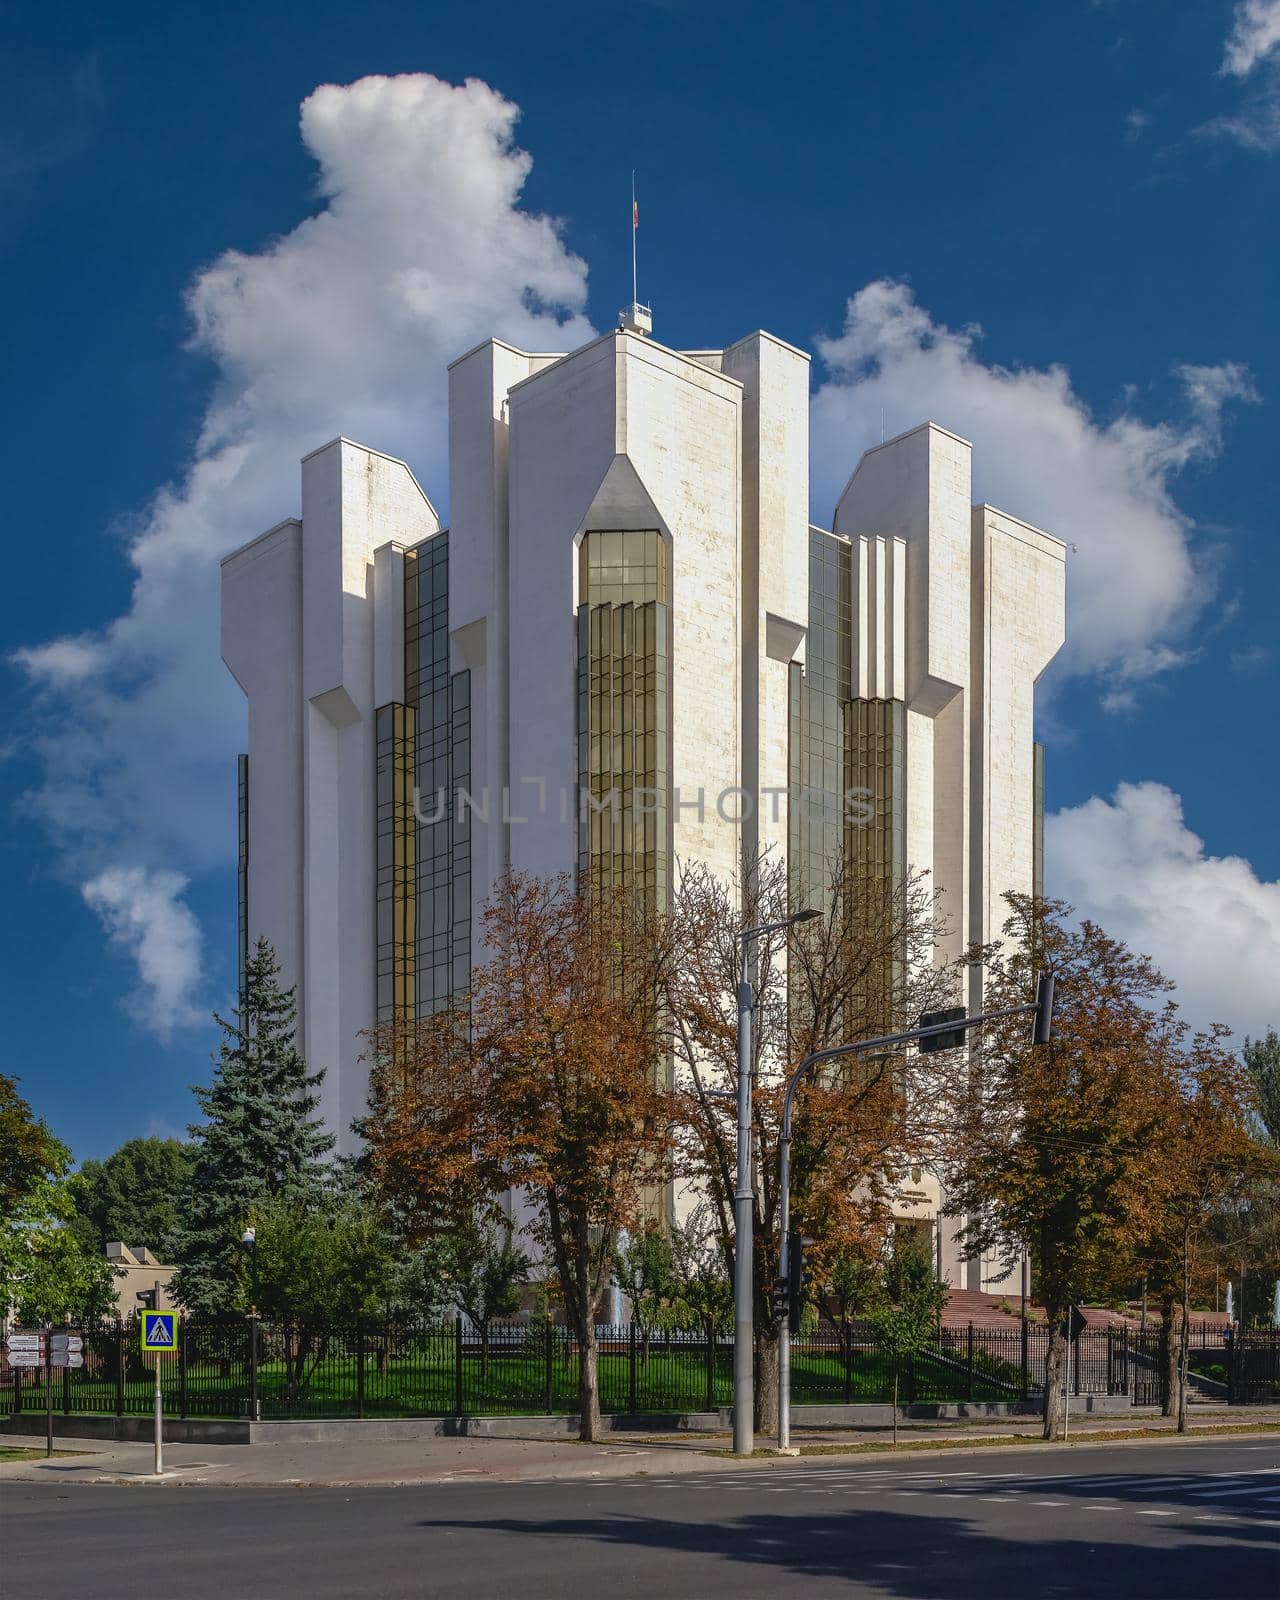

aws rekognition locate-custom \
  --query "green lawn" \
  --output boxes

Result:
[13,1343,1019,1420]
[0,1447,85,1461]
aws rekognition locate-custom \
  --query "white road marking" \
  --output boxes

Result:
[1186,1482,1277,1499]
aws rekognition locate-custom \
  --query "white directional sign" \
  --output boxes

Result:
[48,1336,83,1352]
[7,1351,43,1367]
[6,1333,44,1351]
[49,1351,84,1369]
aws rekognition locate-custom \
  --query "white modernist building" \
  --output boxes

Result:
[221,311,1065,1290]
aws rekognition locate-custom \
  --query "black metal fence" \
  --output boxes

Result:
[6,1316,1274,1421]
[1227,1332,1280,1404]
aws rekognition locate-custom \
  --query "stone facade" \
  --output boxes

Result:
[220,319,1065,1288]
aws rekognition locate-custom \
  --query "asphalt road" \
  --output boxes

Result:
[3,1437,1277,1599]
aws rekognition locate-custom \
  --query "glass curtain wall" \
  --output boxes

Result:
[790,527,906,1025]
[375,533,472,1025]
[576,530,669,903]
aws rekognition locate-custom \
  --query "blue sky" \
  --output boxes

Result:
[3,0,1278,1162]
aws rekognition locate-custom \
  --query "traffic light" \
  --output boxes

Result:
[787,1232,813,1336]
[1032,970,1056,1045]
[135,1289,157,1311]
[918,1005,966,1053]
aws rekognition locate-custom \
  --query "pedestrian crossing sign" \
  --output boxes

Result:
[141,1310,178,1353]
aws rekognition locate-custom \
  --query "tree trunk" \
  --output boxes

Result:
[1042,1319,1066,1441]
[755,1328,778,1436]
[578,1318,601,1442]
[1160,1293,1177,1417]
[892,1367,899,1449]
[480,1323,490,1381]
[1177,1232,1191,1434]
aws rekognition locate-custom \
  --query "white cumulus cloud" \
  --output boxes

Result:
[81,866,205,1039]
[12,73,594,1032]
[1047,782,1280,1042]
[1222,0,1280,76]
[810,279,1255,688]
[1209,0,1280,150]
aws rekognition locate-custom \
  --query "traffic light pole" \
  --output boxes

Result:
[774,977,1056,1452]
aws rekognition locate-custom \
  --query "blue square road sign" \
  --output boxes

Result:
[141,1311,178,1353]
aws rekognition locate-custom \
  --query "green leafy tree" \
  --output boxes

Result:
[248,1193,396,1400]
[1243,1028,1280,1147]
[949,897,1180,1440]
[864,1243,946,1448]
[816,1238,884,1376]
[251,1195,395,1324]
[383,1240,452,1322]
[439,1218,531,1377]
[0,1074,65,1224]
[68,1138,196,1259]
[668,1209,734,1348]
[0,1078,118,1324]
[172,939,334,1313]
[613,1224,677,1364]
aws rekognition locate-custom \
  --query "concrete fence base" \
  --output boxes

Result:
[3,1394,1148,1447]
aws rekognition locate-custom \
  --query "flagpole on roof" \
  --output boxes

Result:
[631,170,638,308]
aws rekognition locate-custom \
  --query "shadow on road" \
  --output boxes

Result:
[417,1498,1278,1598]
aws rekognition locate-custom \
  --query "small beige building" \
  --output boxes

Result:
[105,1242,178,1316]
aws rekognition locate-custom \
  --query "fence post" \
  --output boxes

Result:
[12,1368,21,1415]
[179,1318,189,1420]
[705,1326,715,1415]
[62,1354,70,1416]
[843,1330,852,1405]
[545,1317,555,1416]
[1020,1316,1029,1400]
[966,1323,975,1402]
[356,1314,366,1420]
[115,1320,125,1417]
[628,1322,637,1415]
[453,1314,464,1418]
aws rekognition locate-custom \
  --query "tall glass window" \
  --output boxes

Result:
[790,528,906,1023]
[375,703,417,1023]
[375,532,471,1024]
[576,530,669,902]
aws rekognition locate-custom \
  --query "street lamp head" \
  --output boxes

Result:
[792,908,822,925]
[241,1227,256,1247]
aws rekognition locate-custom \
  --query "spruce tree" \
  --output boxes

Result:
[172,938,334,1313]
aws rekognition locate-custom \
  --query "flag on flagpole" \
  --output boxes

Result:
[633,198,639,229]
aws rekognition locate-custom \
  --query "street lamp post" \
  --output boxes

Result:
[242,1226,260,1422]
[733,907,821,1458]
[775,972,1057,1451]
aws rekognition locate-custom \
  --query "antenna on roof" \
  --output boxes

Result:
[619,170,652,336]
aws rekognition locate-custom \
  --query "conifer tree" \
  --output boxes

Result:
[172,938,333,1313]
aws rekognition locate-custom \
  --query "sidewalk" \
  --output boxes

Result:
[4,1407,1279,1488]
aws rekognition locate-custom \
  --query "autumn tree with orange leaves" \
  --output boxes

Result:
[950,895,1196,1441]
[361,871,672,1440]
[661,849,964,1433]
[1142,1033,1264,1430]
